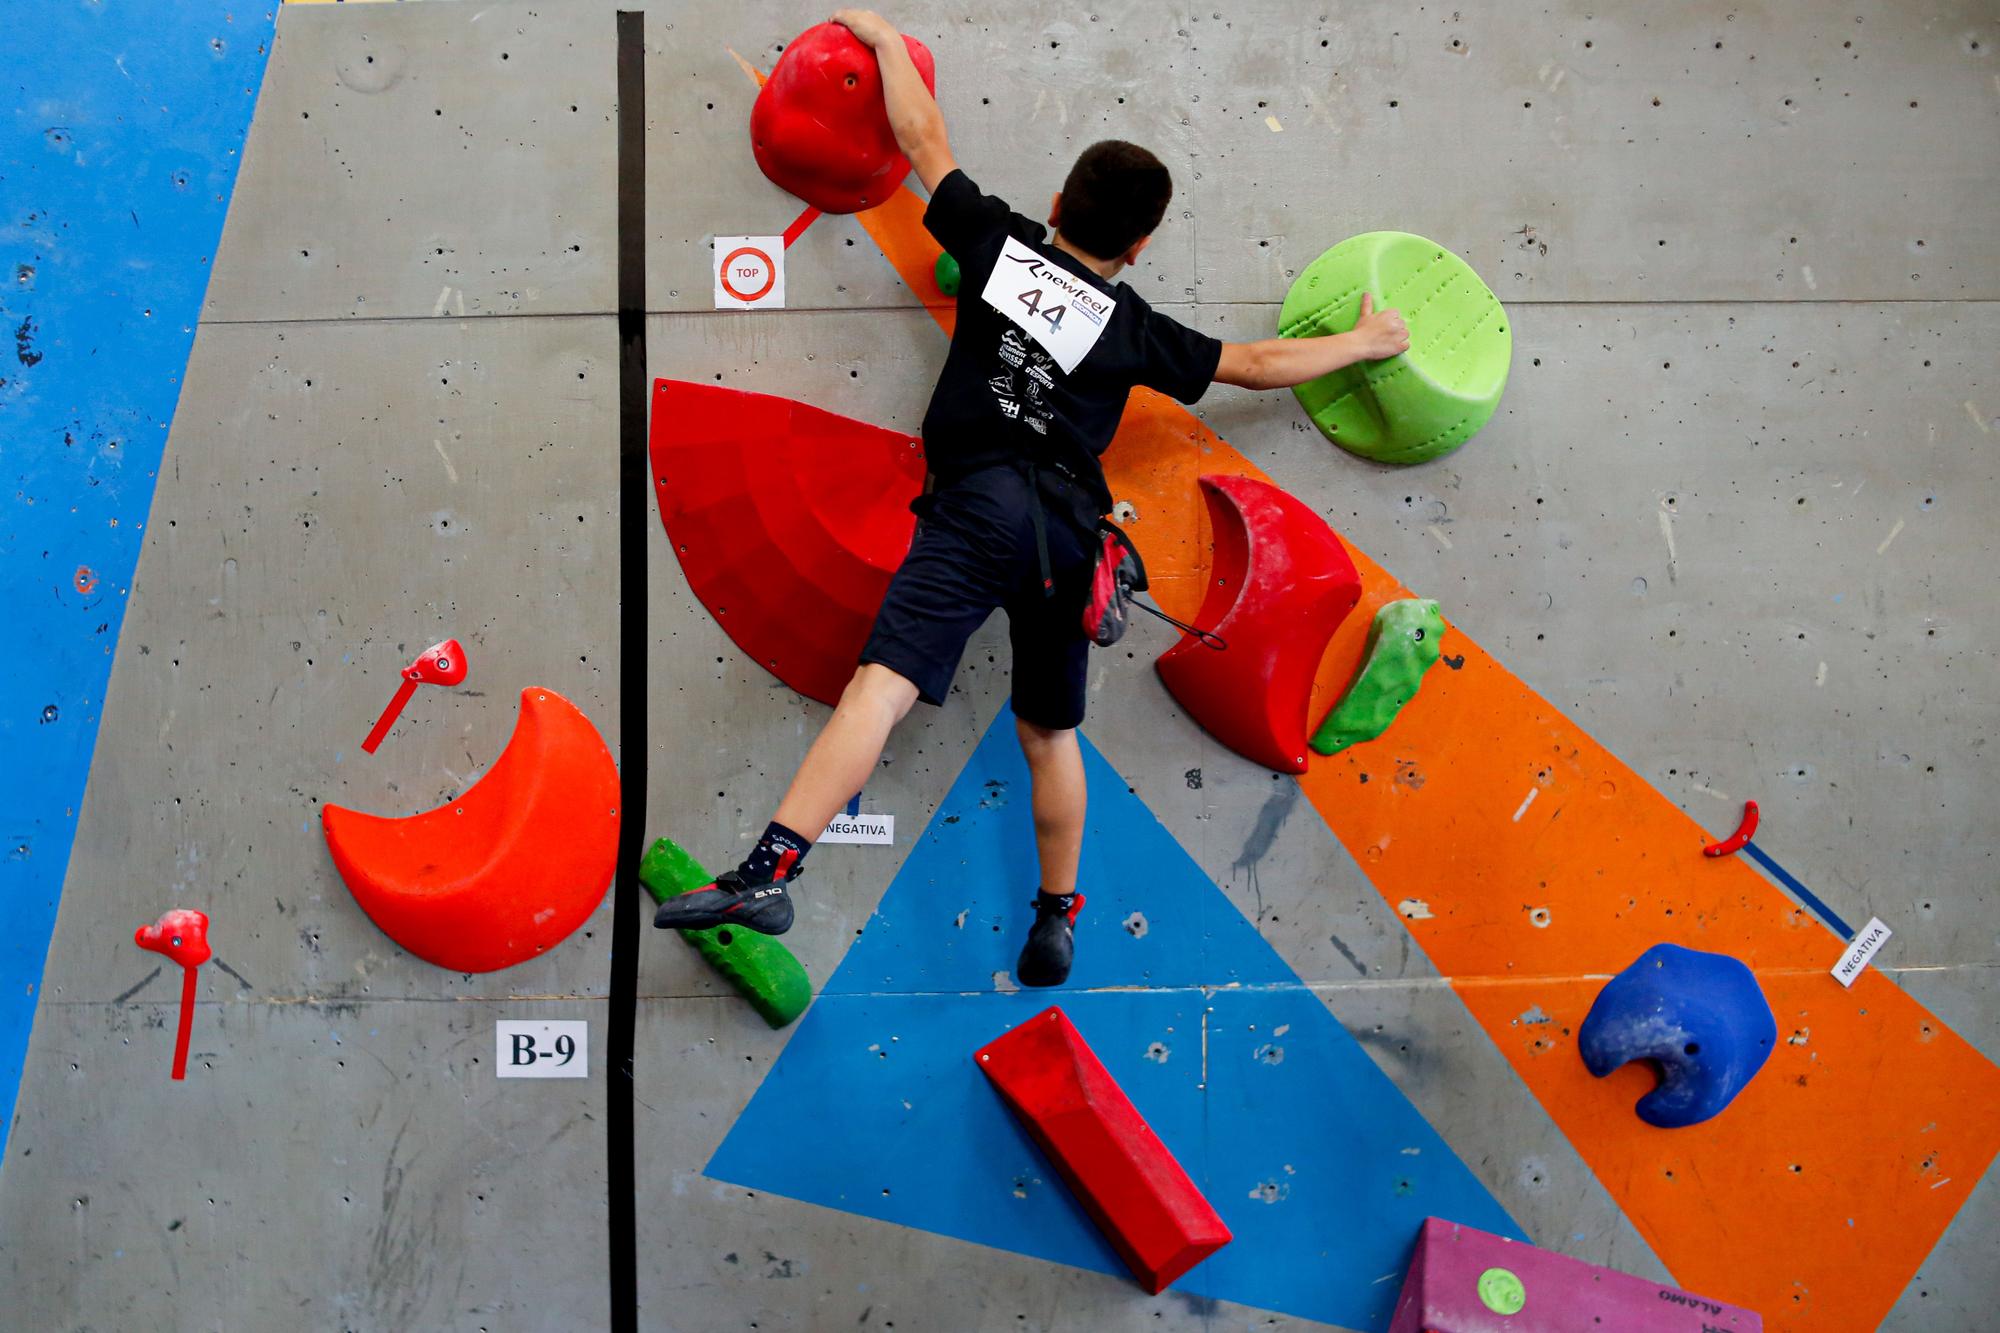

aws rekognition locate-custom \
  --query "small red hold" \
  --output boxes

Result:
[135,907,212,969]
[750,22,937,214]
[403,638,468,687]
[135,908,211,1081]
[362,637,468,754]
[1703,799,1759,858]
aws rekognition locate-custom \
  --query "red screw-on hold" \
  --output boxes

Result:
[749,22,937,214]
[976,1007,1232,1293]
[362,638,468,754]
[1703,800,1759,858]
[135,908,211,1080]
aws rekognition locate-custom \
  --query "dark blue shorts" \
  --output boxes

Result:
[859,465,1094,730]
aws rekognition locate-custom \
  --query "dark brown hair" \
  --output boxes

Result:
[1056,140,1172,260]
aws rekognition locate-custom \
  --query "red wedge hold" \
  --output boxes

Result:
[975,1007,1231,1293]
[1155,473,1362,773]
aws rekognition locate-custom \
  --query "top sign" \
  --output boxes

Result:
[714,235,785,310]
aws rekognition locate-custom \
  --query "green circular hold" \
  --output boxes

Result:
[1278,231,1511,465]
[1477,1266,1527,1316]
[934,251,962,297]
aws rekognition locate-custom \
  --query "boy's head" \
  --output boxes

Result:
[1049,140,1172,267]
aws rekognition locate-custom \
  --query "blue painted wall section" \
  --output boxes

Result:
[0,2,274,1149]
[710,708,1523,1330]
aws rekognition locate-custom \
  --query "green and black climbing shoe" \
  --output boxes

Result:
[652,868,795,936]
[1015,889,1084,988]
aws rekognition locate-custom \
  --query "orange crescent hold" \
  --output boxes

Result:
[321,686,620,972]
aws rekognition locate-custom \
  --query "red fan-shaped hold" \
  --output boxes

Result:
[652,379,925,706]
[1155,474,1362,773]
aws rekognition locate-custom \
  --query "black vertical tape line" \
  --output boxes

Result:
[609,10,645,1333]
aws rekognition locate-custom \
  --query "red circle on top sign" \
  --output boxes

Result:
[720,245,777,302]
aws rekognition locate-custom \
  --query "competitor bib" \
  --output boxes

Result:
[979,235,1118,374]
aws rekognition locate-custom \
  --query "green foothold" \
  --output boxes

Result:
[1477,1266,1526,1315]
[1278,232,1511,465]
[933,251,961,297]
[1310,598,1444,756]
[639,836,812,1029]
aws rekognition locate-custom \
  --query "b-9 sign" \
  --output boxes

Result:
[714,234,785,310]
[495,1019,589,1078]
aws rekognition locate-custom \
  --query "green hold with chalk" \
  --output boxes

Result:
[640,836,813,1029]
[1279,232,1511,465]
[934,251,961,297]
[1311,598,1445,756]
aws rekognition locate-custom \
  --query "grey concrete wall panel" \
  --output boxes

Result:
[647,1,1999,311]
[0,999,608,1332]
[204,3,617,323]
[1182,0,2000,304]
[0,309,621,1327]
[32,313,620,1012]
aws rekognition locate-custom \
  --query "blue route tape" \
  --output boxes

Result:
[1743,841,1853,939]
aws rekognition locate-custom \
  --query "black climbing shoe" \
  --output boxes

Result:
[1015,890,1084,988]
[652,870,795,936]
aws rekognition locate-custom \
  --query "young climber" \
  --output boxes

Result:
[654,8,1411,986]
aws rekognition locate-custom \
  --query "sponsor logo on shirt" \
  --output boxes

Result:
[999,250,1114,328]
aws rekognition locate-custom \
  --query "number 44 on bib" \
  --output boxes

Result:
[979,236,1118,374]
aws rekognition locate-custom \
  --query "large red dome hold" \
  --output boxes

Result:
[750,22,937,214]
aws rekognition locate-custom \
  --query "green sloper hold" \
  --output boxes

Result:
[1310,599,1445,756]
[934,251,961,297]
[639,837,812,1029]
[1278,232,1511,465]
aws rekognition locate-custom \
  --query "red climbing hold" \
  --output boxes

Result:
[135,908,211,1081]
[976,1007,1232,1294]
[323,687,619,972]
[135,908,212,970]
[1155,474,1362,773]
[651,379,925,706]
[362,637,469,754]
[1703,799,1760,858]
[750,22,937,214]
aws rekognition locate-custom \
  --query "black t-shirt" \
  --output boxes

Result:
[919,169,1222,513]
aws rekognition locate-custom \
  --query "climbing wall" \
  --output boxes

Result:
[2,2,1996,1331]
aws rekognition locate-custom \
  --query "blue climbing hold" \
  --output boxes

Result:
[1577,943,1776,1129]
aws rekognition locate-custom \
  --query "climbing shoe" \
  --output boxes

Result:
[1015,890,1084,988]
[652,869,795,936]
